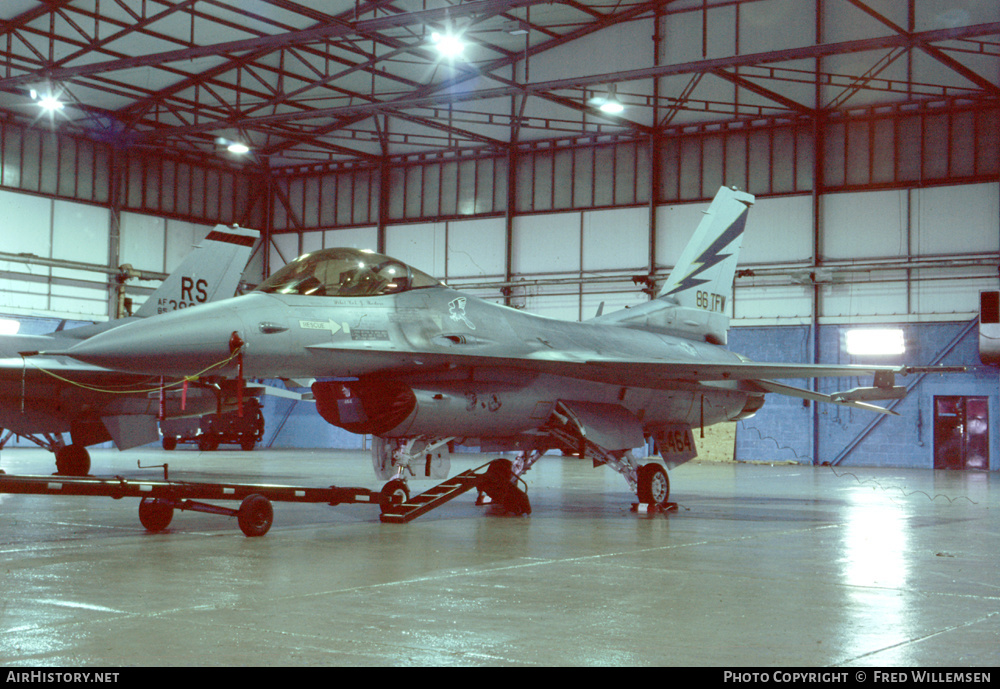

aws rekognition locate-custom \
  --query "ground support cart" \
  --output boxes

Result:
[0,471,384,537]
[0,458,533,537]
[160,397,265,451]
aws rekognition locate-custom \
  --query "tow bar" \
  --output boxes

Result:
[0,468,386,537]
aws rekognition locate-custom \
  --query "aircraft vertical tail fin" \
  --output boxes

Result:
[658,187,753,308]
[133,225,259,318]
[590,187,753,345]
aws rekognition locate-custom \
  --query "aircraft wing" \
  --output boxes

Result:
[305,342,956,414]
[306,340,904,381]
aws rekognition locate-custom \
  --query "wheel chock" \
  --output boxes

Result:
[631,501,678,514]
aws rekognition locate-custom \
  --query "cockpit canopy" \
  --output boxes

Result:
[255,248,441,297]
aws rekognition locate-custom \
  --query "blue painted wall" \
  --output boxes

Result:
[259,385,366,450]
[730,320,998,470]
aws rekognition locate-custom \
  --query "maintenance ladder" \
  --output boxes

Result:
[379,459,529,523]
[379,464,487,523]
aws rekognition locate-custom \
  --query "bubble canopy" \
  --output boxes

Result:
[255,248,441,297]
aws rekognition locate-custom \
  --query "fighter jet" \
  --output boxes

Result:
[46,187,935,507]
[1,224,259,475]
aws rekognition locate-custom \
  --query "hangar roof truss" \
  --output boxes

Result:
[0,0,997,170]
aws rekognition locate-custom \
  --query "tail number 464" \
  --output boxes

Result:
[661,428,694,455]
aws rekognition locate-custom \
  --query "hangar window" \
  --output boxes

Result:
[256,248,441,297]
[845,329,905,356]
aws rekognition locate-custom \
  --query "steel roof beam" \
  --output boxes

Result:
[842,0,1000,98]
[186,21,1000,132]
[0,0,552,90]
[259,0,673,156]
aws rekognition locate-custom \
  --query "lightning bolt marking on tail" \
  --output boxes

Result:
[665,209,749,297]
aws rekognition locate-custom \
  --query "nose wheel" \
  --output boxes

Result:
[379,479,410,512]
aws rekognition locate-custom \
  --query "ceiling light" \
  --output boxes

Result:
[38,95,64,112]
[431,30,465,57]
[216,137,251,155]
[502,20,529,35]
[845,329,905,356]
[589,85,625,115]
[598,85,624,114]
[30,86,65,113]
[599,99,624,115]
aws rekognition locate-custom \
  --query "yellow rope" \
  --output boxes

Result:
[20,347,243,395]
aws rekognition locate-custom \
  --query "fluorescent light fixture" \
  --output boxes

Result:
[845,329,905,356]
[502,20,529,35]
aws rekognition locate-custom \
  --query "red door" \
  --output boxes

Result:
[934,396,989,470]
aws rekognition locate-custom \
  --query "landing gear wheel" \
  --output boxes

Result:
[138,497,174,532]
[198,434,219,452]
[476,459,531,516]
[379,479,410,514]
[237,494,273,537]
[637,464,670,507]
[55,444,91,476]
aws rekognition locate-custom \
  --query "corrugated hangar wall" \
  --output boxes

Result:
[0,106,996,469]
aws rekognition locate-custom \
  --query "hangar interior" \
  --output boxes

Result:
[0,0,996,470]
[0,0,999,668]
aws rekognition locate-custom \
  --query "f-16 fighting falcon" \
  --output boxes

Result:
[1,224,258,475]
[43,188,942,510]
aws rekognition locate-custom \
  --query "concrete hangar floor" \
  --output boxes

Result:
[0,447,996,667]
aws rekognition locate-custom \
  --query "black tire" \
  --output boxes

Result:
[237,494,273,537]
[240,437,256,451]
[502,483,532,516]
[198,434,219,452]
[479,458,514,486]
[379,479,410,514]
[55,444,90,476]
[476,459,530,515]
[138,497,174,532]
[637,463,670,506]
[162,436,177,451]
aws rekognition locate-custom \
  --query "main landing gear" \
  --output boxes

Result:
[0,430,91,476]
[371,433,674,519]
[637,463,670,506]
[544,418,675,511]
[634,462,675,513]
[55,444,91,477]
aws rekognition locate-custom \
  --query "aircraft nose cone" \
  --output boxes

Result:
[61,302,244,376]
